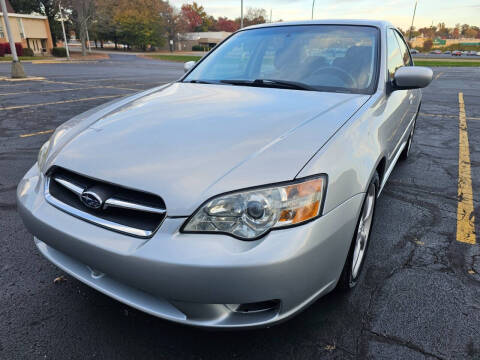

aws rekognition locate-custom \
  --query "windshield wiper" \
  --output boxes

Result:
[186,80,219,84]
[220,79,315,91]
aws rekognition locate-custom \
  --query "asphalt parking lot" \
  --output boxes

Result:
[1,55,480,359]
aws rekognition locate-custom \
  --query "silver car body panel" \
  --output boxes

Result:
[48,82,369,216]
[17,19,424,328]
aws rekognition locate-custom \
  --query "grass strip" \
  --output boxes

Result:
[0,56,52,62]
[414,60,480,67]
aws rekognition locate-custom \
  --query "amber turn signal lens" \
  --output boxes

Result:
[277,178,324,226]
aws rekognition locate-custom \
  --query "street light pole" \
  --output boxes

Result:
[312,0,316,20]
[0,0,26,78]
[58,3,70,59]
[408,1,418,42]
[240,0,243,28]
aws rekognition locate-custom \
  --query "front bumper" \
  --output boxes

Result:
[17,165,364,328]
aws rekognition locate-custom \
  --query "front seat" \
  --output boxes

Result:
[333,46,373,88]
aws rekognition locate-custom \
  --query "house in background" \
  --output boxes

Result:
[0,0,53,55]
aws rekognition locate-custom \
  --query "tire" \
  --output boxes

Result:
[400,105,420,161]
[400,119,415,161]
[337,172,379,290]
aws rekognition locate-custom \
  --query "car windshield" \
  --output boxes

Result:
[184,25,379,94]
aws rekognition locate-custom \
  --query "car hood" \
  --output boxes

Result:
[50,83,369,216]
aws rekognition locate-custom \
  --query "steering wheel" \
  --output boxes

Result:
[305,66,358,88]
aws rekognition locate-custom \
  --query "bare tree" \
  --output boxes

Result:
[66,0,95,56]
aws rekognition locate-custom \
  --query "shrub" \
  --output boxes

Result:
[22,47,34,57]
[15,42,23,56]
[52,47,67,57]
[2,42,23,56]
[192,44,207,51]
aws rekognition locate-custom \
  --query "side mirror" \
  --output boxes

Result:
[184,61,196,73]
[393,66,433,89]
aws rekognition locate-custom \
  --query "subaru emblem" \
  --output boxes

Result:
[80,191,103,209]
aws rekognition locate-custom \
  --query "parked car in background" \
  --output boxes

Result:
[477,52,480,56]
[17,20,433,329]
[467,51,477,56]
[452,50,462,56]
[430,50,442,54]
[443,51,451,54]
[410,49,419,54]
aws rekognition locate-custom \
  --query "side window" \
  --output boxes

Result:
[387,29,404,81]
[394,31,412,66]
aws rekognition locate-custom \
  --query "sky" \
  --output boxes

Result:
[169,0,480,30]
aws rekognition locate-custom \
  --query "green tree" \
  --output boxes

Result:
[92,0,121,49]
[114,0,166,50]
[464,28,477,39]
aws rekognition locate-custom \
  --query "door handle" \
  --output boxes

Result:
[408,93,414,104]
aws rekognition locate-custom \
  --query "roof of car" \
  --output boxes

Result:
[244,19,394,31]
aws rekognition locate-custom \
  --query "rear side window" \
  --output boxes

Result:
[387,29,404,81]
[393,31,412,66]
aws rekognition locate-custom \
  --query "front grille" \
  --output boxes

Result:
[45,167,166,238]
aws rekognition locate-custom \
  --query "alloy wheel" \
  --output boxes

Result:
[351,182,376,280]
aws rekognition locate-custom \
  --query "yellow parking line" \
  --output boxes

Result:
[0,76,46,82]
[31,60,98,64]
[0,85,140,96]
[434,72,444,80]
[456,92,476,244]
[40,79,84,85]
[0,86,96,96]
[101,85,141,91]
[0,94,123,111]
[19,129,54,138]
[38,79,142,91]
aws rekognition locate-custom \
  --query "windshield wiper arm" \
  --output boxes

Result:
[220,79,315,91]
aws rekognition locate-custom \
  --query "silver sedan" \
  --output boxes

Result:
[17,20,432,328]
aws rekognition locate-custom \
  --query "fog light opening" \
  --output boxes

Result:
[226,300,280,313]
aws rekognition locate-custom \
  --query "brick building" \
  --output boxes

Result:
[0,0,53,55]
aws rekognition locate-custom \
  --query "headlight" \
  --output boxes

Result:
[182,175,327,240]
[36,127,69,172]
[37,140,51,171]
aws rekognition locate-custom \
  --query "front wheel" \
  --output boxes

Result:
[337,172,379,290]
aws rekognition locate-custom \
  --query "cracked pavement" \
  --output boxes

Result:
[0,55,479,359]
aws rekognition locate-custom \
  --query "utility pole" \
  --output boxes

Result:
[58,3,70,59]
[312,0,316,20]
[240,0,243,28]
[270,9,272,23]
[408,0,417,42]
[0,0,26,78]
